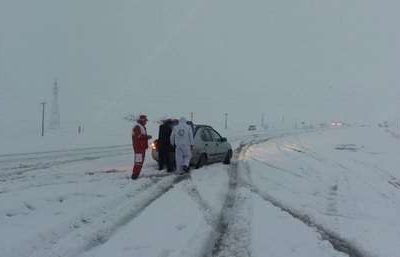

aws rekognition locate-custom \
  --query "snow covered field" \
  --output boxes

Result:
[1,126,399,257]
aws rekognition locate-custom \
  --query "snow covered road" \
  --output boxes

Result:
[247,127,400,257]
[1,127,399,257]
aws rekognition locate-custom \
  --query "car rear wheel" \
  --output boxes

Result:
[223,150,232,165]
[195,154,207,169]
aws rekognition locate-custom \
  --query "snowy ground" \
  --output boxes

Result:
[1,126,399,257]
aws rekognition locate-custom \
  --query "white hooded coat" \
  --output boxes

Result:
[170,118,194,171]
[170,118,194,147]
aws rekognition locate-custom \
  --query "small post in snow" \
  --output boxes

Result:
[40,101,46,136]
[261,113,265,129]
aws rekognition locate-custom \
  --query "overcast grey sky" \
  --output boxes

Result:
[1,0,399,132]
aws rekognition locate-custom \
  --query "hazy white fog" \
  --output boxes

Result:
[1,0,399,134]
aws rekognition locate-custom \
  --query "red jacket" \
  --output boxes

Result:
[132,124,148,152]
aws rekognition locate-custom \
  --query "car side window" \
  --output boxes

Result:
[200,129,213,142]
[208,129,222,142]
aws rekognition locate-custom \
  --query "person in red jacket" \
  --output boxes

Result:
[131,115,152,180]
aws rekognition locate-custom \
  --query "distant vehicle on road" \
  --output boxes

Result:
[151,123,232,169]
[248,125,257,131]
[378,121,389,128]
[331,121,343,127]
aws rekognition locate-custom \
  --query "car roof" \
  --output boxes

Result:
[194,124,212,128]
[192,124,214,136]
[160,121,213,132]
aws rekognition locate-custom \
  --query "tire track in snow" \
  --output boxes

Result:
[205,138,269,257]
[181,176,219,228]
[9,174,189,257]
[243,160,372,257]
[241,135,370,257]
[209,134,373,257]
[208,159,251,257]
[51,175,188,257]
[0,150,131,182]
[0,144,131,163]
[4,177,158,257]
[0,166,130,195]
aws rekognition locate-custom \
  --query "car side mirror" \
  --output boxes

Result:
[220,137,227,142]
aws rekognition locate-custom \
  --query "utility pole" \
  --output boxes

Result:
[190,112,194,122]
[40,102,46,136]
[224,113,228,129]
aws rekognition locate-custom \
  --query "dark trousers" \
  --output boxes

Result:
[158,147,174,172]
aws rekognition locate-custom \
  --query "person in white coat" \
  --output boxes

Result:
[170,117,194,173]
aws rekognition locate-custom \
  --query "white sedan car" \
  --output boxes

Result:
[151,124,232,169]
